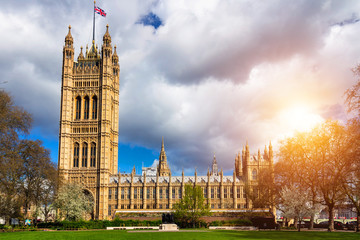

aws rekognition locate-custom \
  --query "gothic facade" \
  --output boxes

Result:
[58,26,273,220]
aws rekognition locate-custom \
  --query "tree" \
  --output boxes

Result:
[54,183,94,221]
[277,121,352,232]
[245,167,277,212]
[345,65,360,116]
[38,166,58,223]
[0,90,31,224]
[312,121,353,232]
[280,185,320,232]
[172,184,211,228]
[0,143,24,224]
[344,68,360,231]
[0,91,56,224]
[19,140,57,220]
[276,132,321,230]
[341,119,360,232]
[0,90,31,138]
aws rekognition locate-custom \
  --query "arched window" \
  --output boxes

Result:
[75,96,81,120]
[90,142,96,167]
[82,142,88,167]
[84,96,90,120]
[73,143,79,167]
[252,169,257,181]
[92,96,98,119]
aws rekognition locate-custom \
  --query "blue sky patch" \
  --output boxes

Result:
[137,12,163,29]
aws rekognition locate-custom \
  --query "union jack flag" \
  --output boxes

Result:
[95,5,106,17]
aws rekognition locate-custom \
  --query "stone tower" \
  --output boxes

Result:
[58,25,120,219]
[157,137,171,176]
[210,154,219,176]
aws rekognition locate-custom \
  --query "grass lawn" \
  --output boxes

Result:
[0,230,358,240]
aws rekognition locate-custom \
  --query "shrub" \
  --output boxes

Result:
[36,219,162,230]
[209,219,252,226]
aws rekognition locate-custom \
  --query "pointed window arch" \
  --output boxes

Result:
[73,142,79,167]
[90,142,96,167]
[75,96,81,120]
[82,142,88,167]
[252,169,257,181]
[84,96,90,120]
[92,96,98,119]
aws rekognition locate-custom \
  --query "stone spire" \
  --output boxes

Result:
[63,25,74,61]
[87,40,99,59]
[103,24,112,47]
[77,46,85,61]
[264,145,268,160]
[131,165,136,176]
[157,137,171,176]
[65,25,73,45]
[210,153,219,176]
[112,45,119,63]
[269,141,273,159]
[269,141,274,167]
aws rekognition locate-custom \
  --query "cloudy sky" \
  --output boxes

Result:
[1,0,360,175]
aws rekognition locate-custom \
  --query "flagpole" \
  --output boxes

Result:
[93,0,96,42]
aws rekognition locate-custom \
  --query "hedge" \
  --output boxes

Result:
[209,219,252,226]
[37,219,162,230]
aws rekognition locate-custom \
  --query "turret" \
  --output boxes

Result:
[210,153,219,176]
[77,46,85,61]
[157,137,171,176]
[242,146,245,160]
[102,24,112,58]
[235,152,242,177]
[103,24,111,47]
[245,141,250,160]
[64,25,73,48]
[131,166,136,177]
[243,141,250,181]
[63,25,74,67]
[112,45,119,64]
[264,145,268,160]
[269,141,274,168]
[269,141,273,160]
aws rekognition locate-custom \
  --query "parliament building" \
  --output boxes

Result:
[58,26,274,220]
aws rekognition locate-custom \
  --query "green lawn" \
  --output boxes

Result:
[0,230,358,240]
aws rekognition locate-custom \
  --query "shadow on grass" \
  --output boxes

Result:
[217,230,358,240]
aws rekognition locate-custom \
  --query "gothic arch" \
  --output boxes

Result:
[73,142,80,168]
[82,142,88,167]
[252,169,257,181]
[90,142,96,167]
[83,188,95,220]
[84,96,90,119]
[92,95,98,119]
[75,96,81,120]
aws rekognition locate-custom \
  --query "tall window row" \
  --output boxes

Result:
[73,142,96,168]
[75,95,98,120]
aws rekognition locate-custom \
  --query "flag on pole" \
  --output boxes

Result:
[95,5,106,17]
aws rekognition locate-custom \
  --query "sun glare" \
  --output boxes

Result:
[279,105,324,134]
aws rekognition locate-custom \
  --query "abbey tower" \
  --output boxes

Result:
[58,25,119,219]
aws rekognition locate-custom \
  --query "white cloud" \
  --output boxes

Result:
[1,0,360,174]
